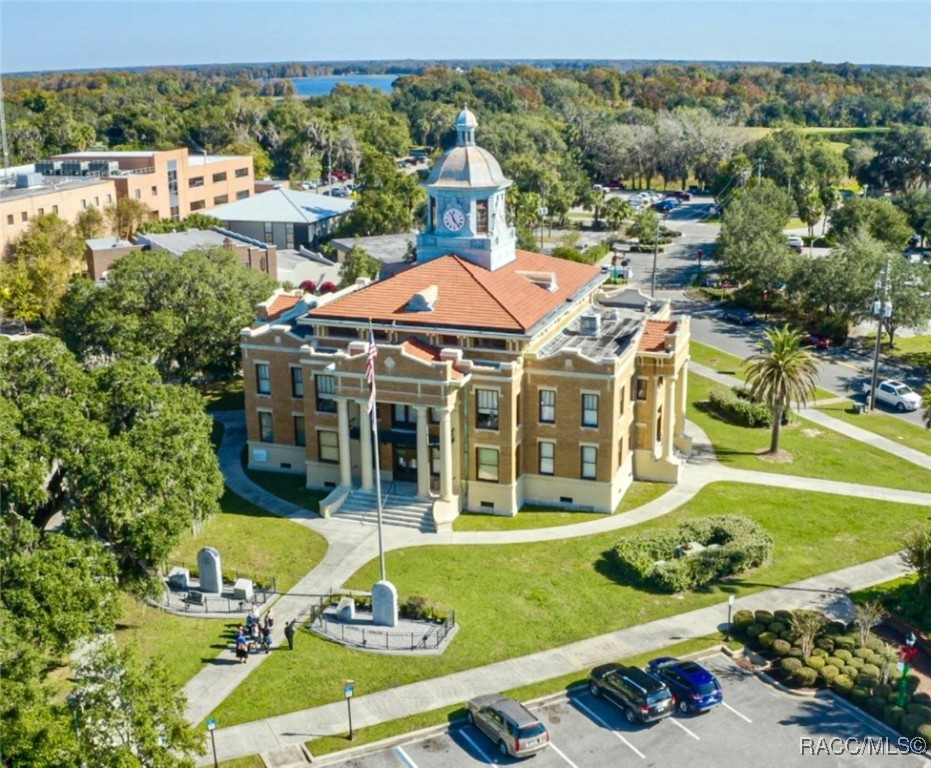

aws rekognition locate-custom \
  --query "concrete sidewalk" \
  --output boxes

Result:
[199,553,910,766]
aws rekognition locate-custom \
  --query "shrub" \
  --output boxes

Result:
[606,515,774,593]
[708,386,773,428]
[853,648,874,660]
[826,620,849,636]
[841,665,860,680]
[299,279,317,293]
[401,595,428,620]
[825,656,845,669]
[806,656,826,671]
[819,665,840,682]
[319,280,337,294]
[905,703,931,720]
[913,692,931,706]
[866,696,887,716]
[757,631,777,649]
[858,674,879,689]
[792,667,818,688]
[849,657,865,669]
[773,609,794,624]
[768,621,787,636]
[772,639,792,657]
[754,610,774,625]
[900,714,924,738]
[883,704,904,729]
[815,637,835,653]
[919,723,931,744]
[733,609,755,628]
[861,663,881,680]
[850,686,870,706]
[831,675,855,695]
[834,649,853,663]
[746,622,766,639]
[780,657,803,675]
[811,647,829,658]
[833,635,857,651]
[873,683,893,699]
[787,646,804,659]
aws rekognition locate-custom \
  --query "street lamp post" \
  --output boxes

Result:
[206,718,218,768]
[868,259,892,412]
[344,680,355,740]
[725,594,736,643]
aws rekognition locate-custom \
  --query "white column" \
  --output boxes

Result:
[336,398,351,487]
[415,406,430,498]
[439,407,453,501]
[651,378,662,458]
[663,376,677,459]
[357,399,373,491]
[676,362,688,435]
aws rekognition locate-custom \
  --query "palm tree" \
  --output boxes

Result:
[922,384,931,429]
[743,325,821,454]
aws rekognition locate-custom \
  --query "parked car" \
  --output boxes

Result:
[466,694,550,758]
[721,309,757,325]
[863,379,922,411]
[329,187,350,198]
[654,199,678,213]
[670,191,692,201]
[604,179,626,190]
[299,180,319,190]
[588,663,674,724]
[787,235,804,253]
[331,170,350,181]
[645,657,723,714]
[801,333,831,350]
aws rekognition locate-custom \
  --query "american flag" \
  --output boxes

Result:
[366,328,378,414]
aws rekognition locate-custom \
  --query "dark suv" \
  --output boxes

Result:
[588,663,674,724]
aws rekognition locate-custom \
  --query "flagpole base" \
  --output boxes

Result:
[372,580,399,627]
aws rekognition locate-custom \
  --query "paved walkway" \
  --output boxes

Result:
[187,402,931,764]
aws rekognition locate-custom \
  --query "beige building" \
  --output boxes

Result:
[240,110,692,531]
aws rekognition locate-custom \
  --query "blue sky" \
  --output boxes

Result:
[2,1,929,73]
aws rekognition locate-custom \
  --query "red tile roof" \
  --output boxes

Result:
[399,337,464,379]
[308,252,599,333]
[265,293,301,322]
[638,320,677,352]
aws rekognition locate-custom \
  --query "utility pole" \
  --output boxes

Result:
[868,259,892,412]
[650,213,661,298]
[539,183,547,252]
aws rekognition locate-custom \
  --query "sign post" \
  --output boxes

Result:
[344,681,355,740]
[206,718,218,768]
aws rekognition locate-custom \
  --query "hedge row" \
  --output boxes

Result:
[708,386,774,428]
[607,515,773,593]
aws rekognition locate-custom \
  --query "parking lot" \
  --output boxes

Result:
[318,655,928,767]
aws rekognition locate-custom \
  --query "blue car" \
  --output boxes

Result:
[653,199,678,213]
[645,658,723,714]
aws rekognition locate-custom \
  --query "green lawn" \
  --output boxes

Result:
[817,402,931,457]
[203,379,245,412]
[688,373,931,492]
[116,488,328,687]
[862,333,931,373]
[207,482,929,728]
[453,481,670,531]
[243,463,327,511]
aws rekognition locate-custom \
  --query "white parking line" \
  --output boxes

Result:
[668,717,700,741]
[550,743,581,768]
[573,697,646,760]
[393,745,419,768]
[722,701,753,723]
[458,729,494,765]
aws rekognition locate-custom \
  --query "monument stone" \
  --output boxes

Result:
[197,547,222,594]
[372,580,398,627]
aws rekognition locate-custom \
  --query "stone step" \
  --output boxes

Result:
[335,492,435,532]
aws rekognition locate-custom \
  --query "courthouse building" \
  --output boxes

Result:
[241,109,691,531]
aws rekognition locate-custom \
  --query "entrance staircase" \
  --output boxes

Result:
[334,490,436,533]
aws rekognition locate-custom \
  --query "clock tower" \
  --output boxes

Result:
[416,108,516,271]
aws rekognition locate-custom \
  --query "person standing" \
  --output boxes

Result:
[284,620,295,650]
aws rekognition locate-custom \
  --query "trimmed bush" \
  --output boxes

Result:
[733,609,755,628]
[874,683,893,699]
[883,704,905,729]
[858,674,879,689]
[773,609,794,624]
[806,656,826,671]
[866,696,886,716]
[918,723,931,744]
[833,636,856,651]
[819,664,840,682]
[913,692,931,706]
[900,714,924,738]
[853,648,874,660]
[811,647,829,659]
[815,637,835,653]
[792,667,818,688]
[767,621,787,636]
[708,386,773,428]
[746,622,766,638]
[834,649,853,663]
[826,656,845,669]
[606,515,774,593]
[757,631,777,649]
[831,675,855,695]
[841,665,859,680]
[787,646,804,659]
[849,657,866,669]
[850,686,870,706]
[826,620,849,636]
[905,703,931,720]
[754,610,774,625]
[780,657,803,675]
[298,279,317,293]
[772,639,792,657]
[862,663,881,680]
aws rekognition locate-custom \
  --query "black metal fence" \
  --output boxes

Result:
[158,564,277,614]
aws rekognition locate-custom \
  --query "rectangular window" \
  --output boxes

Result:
[581,445,597,480]
[539,441,555,475]
[315,374,337,413]
[636,378,648,401]
[151,185,158,196]
[618,436,625,466]
[170,206,180,221]
[235,167,249,178]
[6,215,12,226]
[190,200,206,211]
[258,411,274,443]
[134,189,141,199]
[293,416,306,447]
[392,404,418,428]
[189,176,205,188]
[318,431,339,463]
[81,199,87,209]
[515,392,521,426]
[539,389,555,423]
[475,389,499,430]
[290,367,303,398]
[264,222,273,243]
[476,447,499,482]
[21,211,28,222]
[212,171,228,183]
[515,443,521,478]
[37,208,44,216]
[619,386,625,416]
[213,194,229,205]
[236,190,250,200]
[106,194,112,203]
[52,205,58,215]
[255,363,270,395]
[94,197,99,206]
[430,408,440,424]
[582,393,599,427]
[285,222,294,249]
[476,200,488,233]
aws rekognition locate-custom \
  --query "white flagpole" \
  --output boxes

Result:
[368,323,387,582]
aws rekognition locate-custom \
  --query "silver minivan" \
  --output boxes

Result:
[466,694,550,758]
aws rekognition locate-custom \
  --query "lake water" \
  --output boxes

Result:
[291,74,402,97]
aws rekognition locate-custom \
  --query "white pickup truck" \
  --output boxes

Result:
[862,379,922,411]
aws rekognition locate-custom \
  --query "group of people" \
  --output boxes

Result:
[234,605,274,663]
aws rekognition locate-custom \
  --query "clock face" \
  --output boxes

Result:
[443,207,466,232]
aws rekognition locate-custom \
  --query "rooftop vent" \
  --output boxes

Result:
[579,313,602,337]
[15,173,43,189]
[517,270,558,292]
[407,284,438,312]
